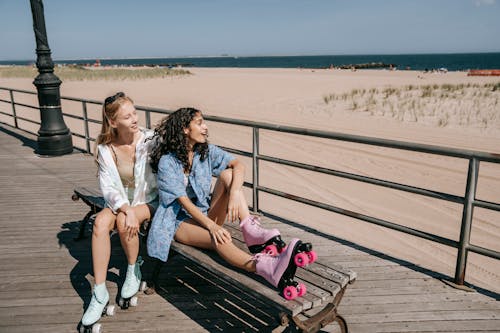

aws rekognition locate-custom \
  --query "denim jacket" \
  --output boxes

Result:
[147,144,233,262]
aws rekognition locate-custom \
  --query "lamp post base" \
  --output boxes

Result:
[36,131,74,156]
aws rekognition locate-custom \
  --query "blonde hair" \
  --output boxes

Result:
[94,92,134,161]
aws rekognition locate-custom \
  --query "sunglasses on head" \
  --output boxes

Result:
[104,92,125,105]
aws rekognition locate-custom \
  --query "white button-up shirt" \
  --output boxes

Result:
[97,128,158,213]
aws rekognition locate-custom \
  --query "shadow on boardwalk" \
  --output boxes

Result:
[57,220,289,332]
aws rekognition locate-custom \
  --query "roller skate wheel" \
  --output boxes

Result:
[294,252,309,267]
[306,251,318,264]
[278,245,287,254]
[105,304,116,316]
[130,296,138,307]
[297,283,307,297]
[92,323,102,333]
[139,281,148,292]
[118,297,124,308]
[263,244,278,256]
[283,285,298,300]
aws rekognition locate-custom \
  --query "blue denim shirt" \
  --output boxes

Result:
[147,144,234,262]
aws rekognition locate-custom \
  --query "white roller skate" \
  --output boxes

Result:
[80,283,115,333]
[118,256,147,309]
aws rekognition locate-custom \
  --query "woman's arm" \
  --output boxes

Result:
[178,196,231,246]
[226,159,245,223]
[98,146,139,238]
[97,146,129,212]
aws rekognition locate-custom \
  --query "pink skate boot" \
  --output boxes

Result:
[240,215,286,256]
[254,238,317,300]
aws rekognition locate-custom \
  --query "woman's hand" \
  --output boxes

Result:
[227,189,241,223]
[125,209,140,240]
[208,223,232,247]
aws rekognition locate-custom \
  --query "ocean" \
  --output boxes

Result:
[2,53,500,72]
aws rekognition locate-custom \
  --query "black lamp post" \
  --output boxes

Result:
[30,0,73,156]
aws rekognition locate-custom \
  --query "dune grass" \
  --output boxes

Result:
[0,65,191,81]
[323,82,500,129]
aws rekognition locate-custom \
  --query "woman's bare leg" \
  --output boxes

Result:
[116,204,153,265]
[174,220,256,272]
[92,208,116,284]
[210,169,250,225]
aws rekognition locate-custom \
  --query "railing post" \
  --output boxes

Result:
[454,157,479,285]
[9,90,18,128]
[145,110,151,129]
[252,127,260,213]
[82,101,91,153]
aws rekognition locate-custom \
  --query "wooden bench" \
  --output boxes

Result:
[72,186,357,333]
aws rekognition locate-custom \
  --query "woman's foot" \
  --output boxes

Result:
[81,283,112,327]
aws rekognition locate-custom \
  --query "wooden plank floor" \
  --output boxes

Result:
[0,124,499,333]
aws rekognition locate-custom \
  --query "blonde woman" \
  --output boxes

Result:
[81,92,158,330]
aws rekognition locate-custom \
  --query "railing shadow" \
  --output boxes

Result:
[0,124,37,152]
[263,212,500,301]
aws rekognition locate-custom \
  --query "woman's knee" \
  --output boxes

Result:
[115,213,127,234]
[93,213,114,237]
[219,169,233,190]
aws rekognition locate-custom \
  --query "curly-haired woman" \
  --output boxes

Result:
[147,107,314,300]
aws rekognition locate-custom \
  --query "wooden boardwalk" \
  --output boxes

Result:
[0,124,499,333]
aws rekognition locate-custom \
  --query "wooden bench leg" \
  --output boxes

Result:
[288,286,348,333]
[74,211,94,241]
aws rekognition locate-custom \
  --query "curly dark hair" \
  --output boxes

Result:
[150,107,208,173]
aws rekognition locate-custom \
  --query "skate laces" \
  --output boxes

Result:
[252,252,276,262]
[88,291,106,312]
[126,256,143,283]
[250,216,261,226]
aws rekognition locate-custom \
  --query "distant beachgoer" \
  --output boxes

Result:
[80,92,158,329]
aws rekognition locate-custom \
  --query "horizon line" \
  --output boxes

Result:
[2,51,500,62]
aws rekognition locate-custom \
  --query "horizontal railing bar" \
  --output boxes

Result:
[13,115,40,125]
[135,105,172,114]
[61,96,101,104]
[0,87,37,95]
[202,115,500,163]
[0,110,14,117]
[62,113,84,120]
[71,132,86,139]
[258,185,459,248]
[220,146,252,158]
[474,199,500,212]
[258,154,465,204]
[13,102,39,110]
[0,122,39,137]
[3,87,500,163]
[0,98,12,104]
[468,244,500,261]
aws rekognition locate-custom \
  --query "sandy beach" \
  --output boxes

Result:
[1,67,499,293]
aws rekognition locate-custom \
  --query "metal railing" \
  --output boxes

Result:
[1,86,499,287]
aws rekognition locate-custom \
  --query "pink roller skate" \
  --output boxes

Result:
[240,215,286,256]
[254,238,317,300]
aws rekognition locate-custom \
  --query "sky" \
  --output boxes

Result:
[1,0,500,61]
